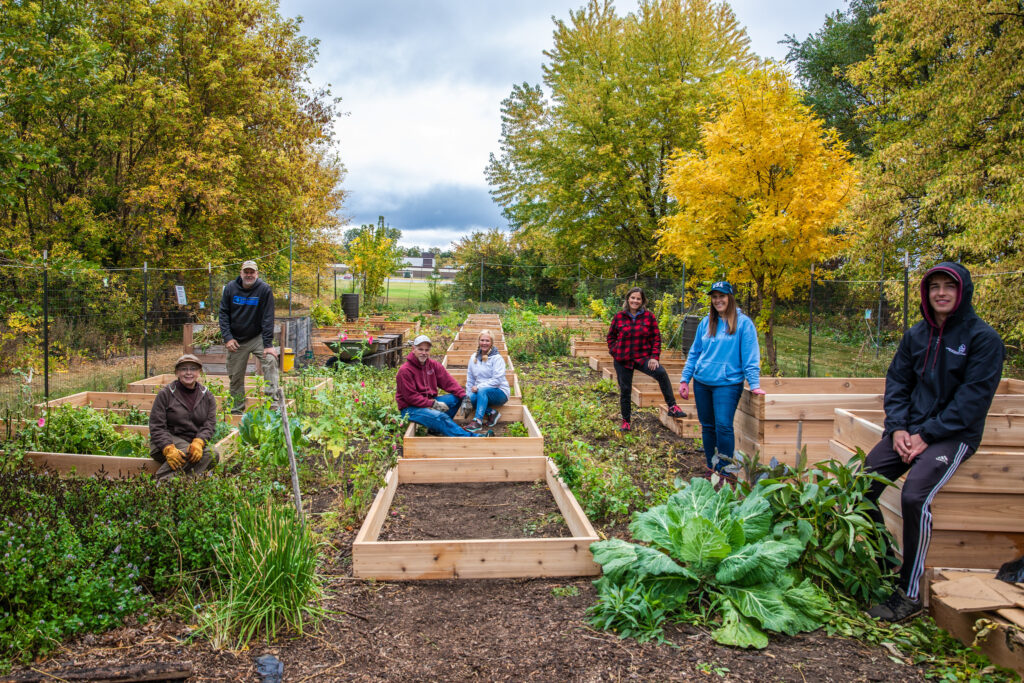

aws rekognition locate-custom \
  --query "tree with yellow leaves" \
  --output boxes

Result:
[347,218,404,309]
[659,66,858,372]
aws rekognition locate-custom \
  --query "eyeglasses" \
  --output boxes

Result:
[178,365,201,373]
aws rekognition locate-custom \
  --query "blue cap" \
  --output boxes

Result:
[708,280,734,295]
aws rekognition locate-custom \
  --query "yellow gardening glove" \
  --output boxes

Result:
[162,444,186,470]
[187,438,205,463]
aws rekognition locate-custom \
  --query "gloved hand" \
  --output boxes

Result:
[187,438,205,463]
[460,396,473,416]
[432,400,449,413]
[162,444,186,470]
[751,388,766,395]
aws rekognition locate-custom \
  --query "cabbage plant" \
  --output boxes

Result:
[589,477,829,648]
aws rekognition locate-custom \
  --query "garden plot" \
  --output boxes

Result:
[446,339,509,352]
[352,455,599,579]
[127,374,332,394]
[736,377,1024,465]
[4,421,239,478]
[402,404,541,457]
[35,391,291,426]
[832,408,1024,570]
[443,370,522,406]
[443,349,515,370]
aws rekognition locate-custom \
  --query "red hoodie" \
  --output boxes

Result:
[395,351,466,410]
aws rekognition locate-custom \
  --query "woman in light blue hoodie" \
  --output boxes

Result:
[465,330,510,431]
[678,281,765,476]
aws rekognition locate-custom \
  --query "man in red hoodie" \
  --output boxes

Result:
[396,335,489,437]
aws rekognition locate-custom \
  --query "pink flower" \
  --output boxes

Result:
[354,397,360,403]
[368,335,373,343]
[341,334,348,341]
[360,381,365,387]
[37,418,45,427]
[392,444,397,450]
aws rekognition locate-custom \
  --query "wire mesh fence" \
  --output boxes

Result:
[1,254,1020,415]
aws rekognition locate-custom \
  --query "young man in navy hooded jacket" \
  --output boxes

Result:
[864,262,1004,621]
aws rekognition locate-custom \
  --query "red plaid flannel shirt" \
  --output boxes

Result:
[606,309,661,367]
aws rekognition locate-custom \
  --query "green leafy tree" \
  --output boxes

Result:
[847,0,1024,350]
[782,0,877,157]
[346,218,403,308]
[486,0,754,278]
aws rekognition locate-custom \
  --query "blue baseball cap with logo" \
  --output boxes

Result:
[708,280,734,295]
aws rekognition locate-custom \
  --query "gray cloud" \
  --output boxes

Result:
[346,183,505,247]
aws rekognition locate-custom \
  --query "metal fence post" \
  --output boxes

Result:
[807,264,814,377]
[479,257,484,306]
[333,267,337,302]
[317,268,320,300]
[208,262,214,313]
[143,262,149,377]
[875,252,884,358]
[288,234,293,316]
[43,250,49,403]
[903,250,909,334]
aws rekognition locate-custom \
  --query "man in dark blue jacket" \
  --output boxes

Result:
[865,262,1004,621]
[219,260,279,413]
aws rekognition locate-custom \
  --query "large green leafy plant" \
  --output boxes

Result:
[10,405,147,457]
[238,407,308,468]
[589,477,829,648]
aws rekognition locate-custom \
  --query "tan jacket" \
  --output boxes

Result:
[148,381,217,458]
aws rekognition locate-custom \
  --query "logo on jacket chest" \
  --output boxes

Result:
[945,344,967,356]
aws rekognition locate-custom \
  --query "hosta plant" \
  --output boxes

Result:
[588,477,829,648]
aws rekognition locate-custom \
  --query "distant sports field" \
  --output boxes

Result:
[334,276,452,309]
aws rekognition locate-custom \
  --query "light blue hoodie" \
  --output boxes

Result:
[680,311,761,389]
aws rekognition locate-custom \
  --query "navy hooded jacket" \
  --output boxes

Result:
[883,262,1004,451]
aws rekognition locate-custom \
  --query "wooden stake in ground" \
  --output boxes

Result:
[277,359,303,520]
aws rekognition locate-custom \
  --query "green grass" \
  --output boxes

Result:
[332,278,452,309]
[772,325,897,378]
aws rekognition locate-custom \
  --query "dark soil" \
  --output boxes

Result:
[14,354,929,682]
[379,481,569,541]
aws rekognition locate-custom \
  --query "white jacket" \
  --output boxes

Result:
[466,348,510,398]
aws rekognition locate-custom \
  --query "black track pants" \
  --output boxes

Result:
[864,437,972,600]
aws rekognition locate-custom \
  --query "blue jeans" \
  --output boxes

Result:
[692,380,744,471]
[467,388,508,421]
[401,394,479,437]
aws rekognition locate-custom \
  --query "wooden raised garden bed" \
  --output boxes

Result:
[443,370,523,406]
[19,427,239,479]
[657,404,702,438]
[127,374,331,394]
[352,455,599,579]
[832,408,1024,570]
[35,392,291,426]
[446,340,509,352]
[735,377,1024,465]
[443,350,515,370]
[402,404,541,458]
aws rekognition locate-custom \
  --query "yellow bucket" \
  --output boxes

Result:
[282,347,295,372]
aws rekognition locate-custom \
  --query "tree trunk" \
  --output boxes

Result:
[765,288,779,375]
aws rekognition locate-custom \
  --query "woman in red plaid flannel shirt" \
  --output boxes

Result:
[606,287,687,431]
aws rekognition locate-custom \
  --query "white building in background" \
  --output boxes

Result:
[329,253,461,281]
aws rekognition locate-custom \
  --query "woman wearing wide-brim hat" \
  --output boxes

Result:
[679,281,764,479]
[148,353,218,481]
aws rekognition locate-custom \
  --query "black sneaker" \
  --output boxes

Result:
[485,409,501,427]
[867,588,922,622]
[667,405,686,418]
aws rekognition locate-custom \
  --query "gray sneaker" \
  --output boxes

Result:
[485,409,501,427]
[867,588,922,622]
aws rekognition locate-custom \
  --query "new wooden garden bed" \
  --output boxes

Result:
[127,374,332,394]
[352,455,599,579]
[446,339,509,352]
[35,392,292,426]
[443,349,515,370]
[831,408,1024,569]
[401,404,541,457]
[443,370,522,406]
[735,378,1024,465]
[20,427,239,479]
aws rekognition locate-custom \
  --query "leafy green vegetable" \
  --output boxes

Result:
[238,407,308,468]
[589,478,829,648]
[10,405,147,458]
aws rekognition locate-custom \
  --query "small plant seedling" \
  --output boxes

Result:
[697,662,730,678]
[551,585,579,598]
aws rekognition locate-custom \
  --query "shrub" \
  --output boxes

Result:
[0,471,278,666]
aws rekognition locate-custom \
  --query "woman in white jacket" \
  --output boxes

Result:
[465,330,510,431]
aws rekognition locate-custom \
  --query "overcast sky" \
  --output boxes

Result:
[276,0,848,249]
